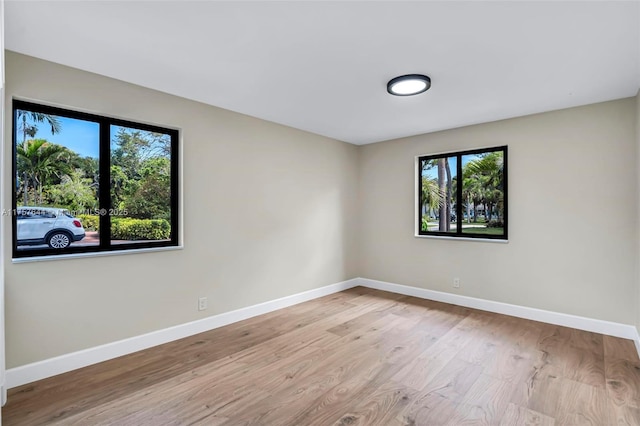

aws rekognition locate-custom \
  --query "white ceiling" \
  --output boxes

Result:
[4,1,640,145]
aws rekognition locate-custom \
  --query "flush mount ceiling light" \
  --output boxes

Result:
[387,74,431,96]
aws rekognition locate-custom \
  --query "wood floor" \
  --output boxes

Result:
[4,287,640,425]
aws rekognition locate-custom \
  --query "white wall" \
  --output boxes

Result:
[359,99,638,325]
[3,52,360,368]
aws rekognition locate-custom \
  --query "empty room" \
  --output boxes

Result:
[0,1,639,425]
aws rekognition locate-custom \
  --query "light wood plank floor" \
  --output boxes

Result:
[4,287,640,425]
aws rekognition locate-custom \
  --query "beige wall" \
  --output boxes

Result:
[359,99,638,325]
[3,52,360,367]
[637,90,640,334]
[4,51,640,370]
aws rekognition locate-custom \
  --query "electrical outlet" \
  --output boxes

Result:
[453,278,460,288]
[198,297,208,311]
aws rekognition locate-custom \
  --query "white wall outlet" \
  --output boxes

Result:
[198,297,208,311]
[453,278,460,288]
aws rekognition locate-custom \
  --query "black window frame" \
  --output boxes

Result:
[12,99,180,259]
[417,145,508,240]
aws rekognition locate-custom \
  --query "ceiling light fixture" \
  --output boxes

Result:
[387,74,431,96]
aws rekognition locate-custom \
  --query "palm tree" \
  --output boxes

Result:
[444,158,453,232]
[462,175,482,223]
[16,110,62,205]
[421,176,440,230]
[466,152,503,184]
[463,152,504,222]
[422,158,453,232]
[17,139,71,205]
[17,110,62,144]
[433,158,456,231]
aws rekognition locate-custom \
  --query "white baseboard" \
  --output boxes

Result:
[7,276,640,389]
[5,278,360,389]
[357,278,640,353]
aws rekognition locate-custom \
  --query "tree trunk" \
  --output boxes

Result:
[22,116,28,145]
[466,194,471,224]
[23,172,29,206]
[445,159,452,232]
[473,198,479,223]
[22,135,29,206]
[438,159,446,231]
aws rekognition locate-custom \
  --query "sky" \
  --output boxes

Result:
[421,153,485,180]
[422,156,459,180]
[17,113,100,158]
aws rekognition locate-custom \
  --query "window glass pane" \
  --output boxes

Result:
[13,101,179,259]
[461,151,505,236]
[110,125,172,245]
[15,110,99,251]
[420,156,457,233]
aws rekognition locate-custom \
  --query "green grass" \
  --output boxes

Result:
[461,227,504,235]
[421,220,504,236]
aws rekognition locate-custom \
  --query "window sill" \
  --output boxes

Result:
[414,234,509,243]
[12,245,184,263]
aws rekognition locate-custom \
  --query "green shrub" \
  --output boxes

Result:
[75,215,170,240]
[487,220,504,228]
[77,214,100,232]
[111,218,171,240]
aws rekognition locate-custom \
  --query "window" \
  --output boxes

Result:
[417,146,507,240]
[12,100,179,258]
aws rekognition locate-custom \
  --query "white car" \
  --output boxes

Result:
[17,207,86,249]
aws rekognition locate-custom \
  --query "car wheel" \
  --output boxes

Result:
[48,232,71,249]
